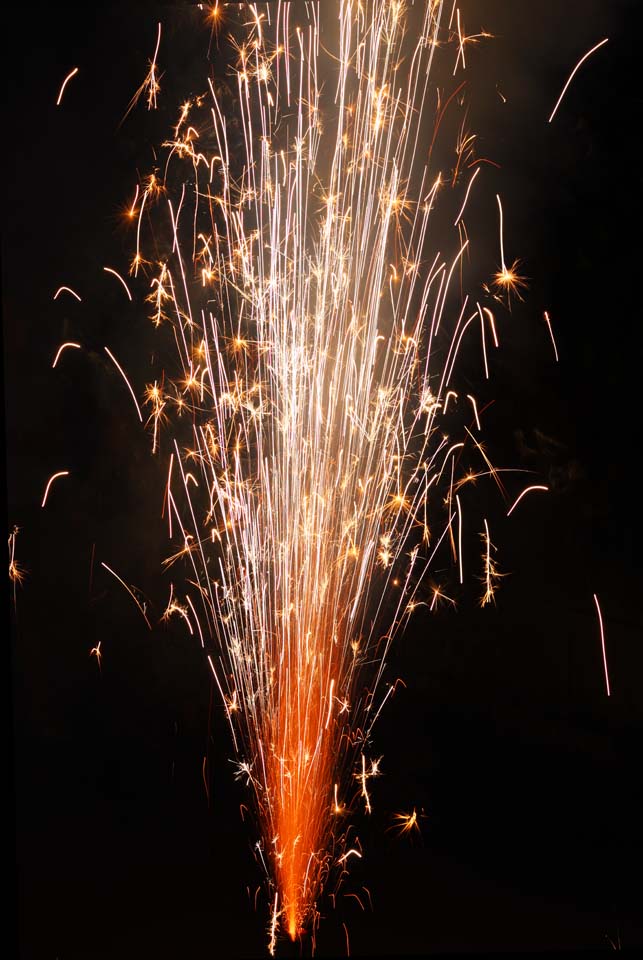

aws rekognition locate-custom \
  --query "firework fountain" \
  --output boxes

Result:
[97,0,523,950]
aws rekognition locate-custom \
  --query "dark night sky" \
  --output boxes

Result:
[4,3,642,958]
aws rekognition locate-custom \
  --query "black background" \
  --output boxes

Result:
[4,2,642,958]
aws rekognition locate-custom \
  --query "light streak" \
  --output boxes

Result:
[52,342,81,368]
[337,849,362,864]
[593,593,611,697]
[128,184,140,218]
[100,561,152,629]
[41,470,69,508]
[548,38,609,124]
[343,920,351,956]
[453,166,480,226]
[543,310,559,362]
[56,67,79,106]
[506,484,549,517]
[53,286,81,302]
[456,494,464,584]
[467,394,481,431]
[494,194,526,301]
[103,267,133,301]
[104,347,143,422]
[483,306,499,347]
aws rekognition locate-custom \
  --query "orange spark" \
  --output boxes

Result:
[52,342,81,368]
[103,267,133,300]
[56,67,79,106]
[548,38,609,123]
[506,484,549,517]
[593,593,611,697]
[53,286,81,302]
[41,471,69,508]
[104,347,143,422]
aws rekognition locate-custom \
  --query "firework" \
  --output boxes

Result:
[53,0,538,949]
[121,1,523,946]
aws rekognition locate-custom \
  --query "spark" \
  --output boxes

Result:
[104,346,143,422]
[453,10,492,76]
[337,849,362,864]
[480,518,502,606]
[453,165,480,226]
[56,67,79,106]
[100,561,152,629]
[122,22,163,123]
[494,195,527,302]
[8,526,27,597]
[593,593,611,697]
[430,585,457,611]
[52,342,81,368]
[41,470,69,508]
[543,310,559,362]
[103,267,133,301]
[506,484,549,517]
[456,494,464,584]
[390,807,421,836]
[343,920,351,956]
[467,394,481,431]
[357,754,373,815]
[482,306,499,347]
[268,892,280,957]
[89,641,102,671]
[548,38,609,124]
[128,184,140,218]
[53,286,81,302]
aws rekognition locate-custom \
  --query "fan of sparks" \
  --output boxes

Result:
[131,0,514,948]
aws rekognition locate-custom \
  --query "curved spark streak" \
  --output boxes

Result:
[52,342,81,368]
[100,561,152,629]
[56,66,79,106]
[53,286,81,302]
[593,593,611,697]
[543,310,559,362]
[103,267,133,300]
[337,849,362,864]
[104,346,143,422]
[41,470,69,508]
[467,394,481,431]
[454,165,480,226]
[506,484,549,517]
[548,38,608,123]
